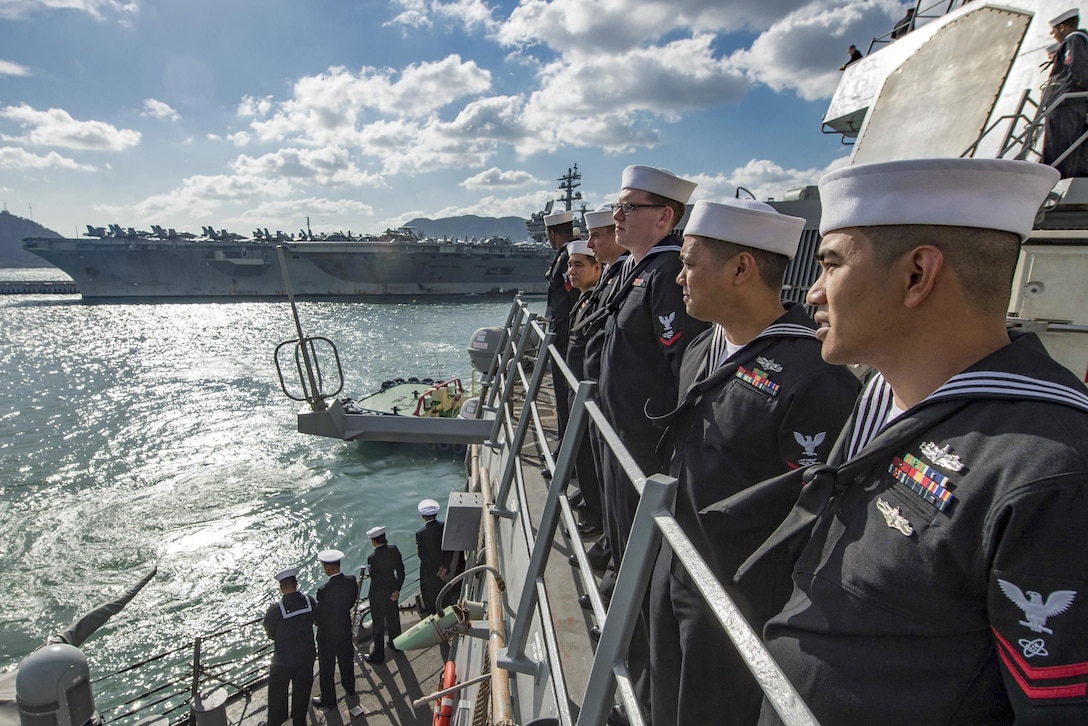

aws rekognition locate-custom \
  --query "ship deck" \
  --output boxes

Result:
[225,385,600,725]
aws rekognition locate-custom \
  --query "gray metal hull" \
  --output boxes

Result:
[21,237,553,298]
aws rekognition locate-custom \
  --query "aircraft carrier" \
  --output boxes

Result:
[22,225,554,299]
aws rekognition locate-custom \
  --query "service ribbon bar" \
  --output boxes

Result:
[889,453,955,512]
[735,366,780,396]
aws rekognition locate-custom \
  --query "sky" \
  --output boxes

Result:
[0,0,908,239]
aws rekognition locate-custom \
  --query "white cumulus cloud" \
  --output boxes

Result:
[733,0,903,101]
[230,147,385,188]
[389,0,497,33]
[1,104,140,151]
[461,167,538,189]
[98,173,293,222]
[142,99,180,122]
[0,59,30,76]
[248,56,492,149]
[0,0,139,22]
[0,145,95,170]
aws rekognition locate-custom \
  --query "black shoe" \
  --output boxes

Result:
[577,521,602,537]
[607,704,631,725]
[362,653,384,665]
[311,698,334,709]
[568,553,580,568]
[589,625,601,642]
[388,641,401,653]
[578,593,593,611]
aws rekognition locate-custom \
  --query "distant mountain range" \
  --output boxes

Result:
[0,211,533,269]
[0,210,61,268]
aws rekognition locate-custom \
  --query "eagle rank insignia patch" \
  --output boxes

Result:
[998,580,1077,636]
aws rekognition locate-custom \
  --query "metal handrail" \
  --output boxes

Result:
[481,297,818,725]
[867,0,957,55]
[960,88,1088,168]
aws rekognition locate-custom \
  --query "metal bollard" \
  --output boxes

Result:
[191,687,229,726]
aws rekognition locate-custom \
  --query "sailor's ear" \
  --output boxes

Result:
[901,245,943,308]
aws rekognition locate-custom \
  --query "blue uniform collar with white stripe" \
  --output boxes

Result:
[843,331,1088,461]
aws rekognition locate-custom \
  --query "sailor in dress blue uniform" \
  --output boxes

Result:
[723,158,1088,724]
[313,548,358,707]
[363,525,405,664]
[597,165,709,719]
[544,209,579,437]
[649,199,859,726]
[263,567,317,726]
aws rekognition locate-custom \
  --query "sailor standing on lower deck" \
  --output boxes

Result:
[313,548,358,708]
[363,525,405,665]
[263,567,317,726]
[648,199,859,726]
[416,498,456,614]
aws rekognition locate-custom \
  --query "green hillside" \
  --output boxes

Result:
[0,210,61,268]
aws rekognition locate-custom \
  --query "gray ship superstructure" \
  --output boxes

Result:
[23,224,552,298]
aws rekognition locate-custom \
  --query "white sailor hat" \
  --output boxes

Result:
[318,549,344,563]
[274,568,298,582]
[621,165,697,205]
[418,498,440,516]
[566,239,595,257]
[544,210,574,227]
[367,525,386,538]
[1051,8,1079,26]
[584,204,616,230]
[817,158,1059,242]
[684,199,806,259]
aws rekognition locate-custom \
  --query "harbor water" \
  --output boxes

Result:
[0,277,530,718]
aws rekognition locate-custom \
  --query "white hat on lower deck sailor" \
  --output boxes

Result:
[817,158,1059,241]
[274,568,298,582]
[1051,8,1079,26]
[318,549,344,563]
[367,525,386,538]
[418,498,440,516]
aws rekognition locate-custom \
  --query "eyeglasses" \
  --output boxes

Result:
[610,202,665,216]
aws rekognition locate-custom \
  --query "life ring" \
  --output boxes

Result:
[433,660,456,726]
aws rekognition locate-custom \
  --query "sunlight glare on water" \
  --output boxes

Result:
[0,294,532,718]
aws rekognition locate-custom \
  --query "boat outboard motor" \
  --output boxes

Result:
[466,326,504,373]
[15,644,100,726]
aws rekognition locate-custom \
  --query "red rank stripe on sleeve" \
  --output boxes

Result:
[992,627,1088,699]
[659,332,682,347]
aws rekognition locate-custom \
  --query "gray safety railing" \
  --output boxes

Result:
[960,87,1088,167]
[866,0,958,55]
[482,297,818,726]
